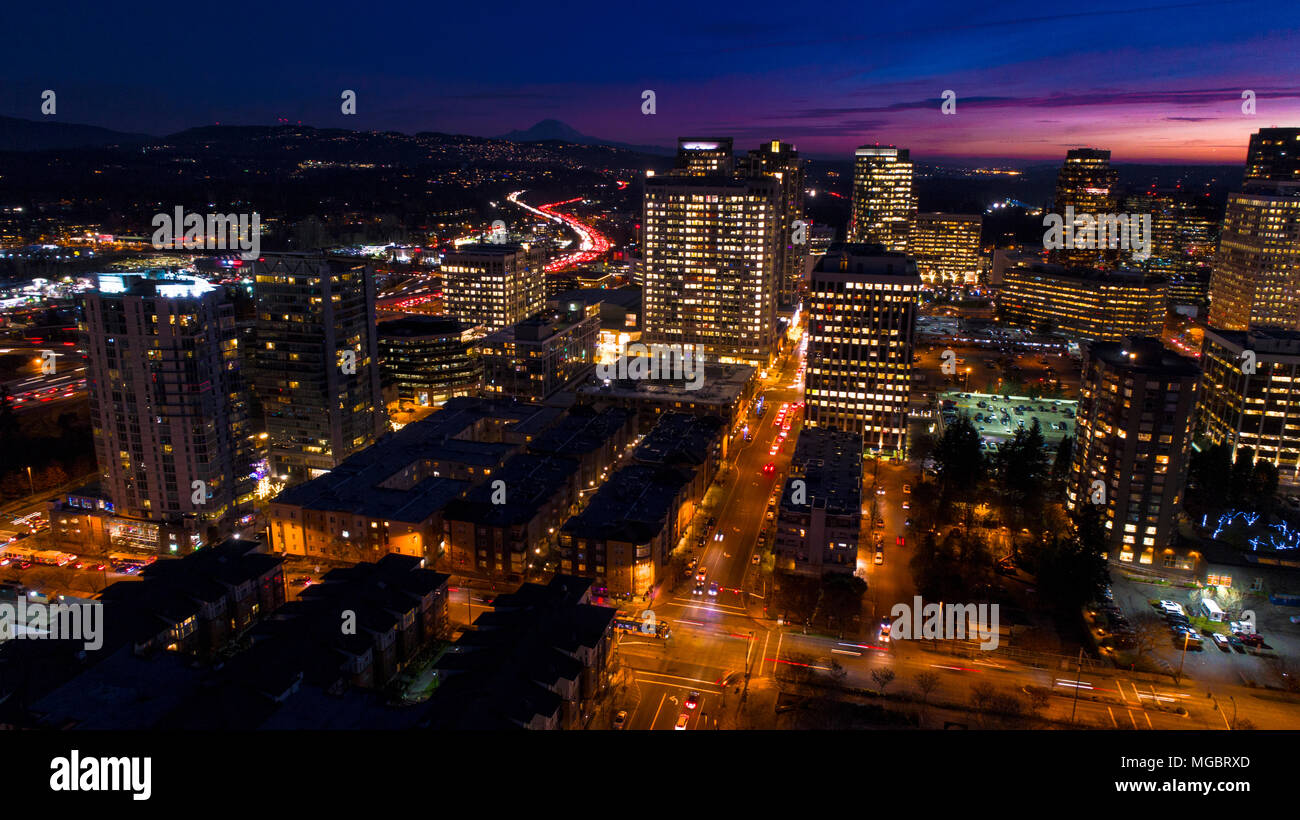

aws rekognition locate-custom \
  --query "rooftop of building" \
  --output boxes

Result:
[633,412,725,469]
[441,452,579,526]
[270,397,560,520]
[424,575,615,729]
[780,427,863,516]
[444,242,529,258]
[527,405,634,460]
[812,243,920,279]
[479,305,597,346]
[92,269,217,299]
[1088,337,1201,378]
[550,286,641,313]
[577,360,755,405]
[1003,260,1167,285]
[377,315,472,338]
[1203,327,1300,357]
[561,462,691,544]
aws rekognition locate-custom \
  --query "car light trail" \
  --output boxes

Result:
[507,191,611,272]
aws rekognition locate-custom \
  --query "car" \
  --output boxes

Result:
[291,575,313,587]
[687,557,697,569]
[874,519,885,529]
[1212,633,1231,652]
[18,561,32,569]
[697,567,707,582]
[73,561,84,570]
[874,549,884,565]
[675,713,690,730]
[762,462,776,476]
[902,484,911,494]
[708,582,719,597]
[94,563,106,571]
[1227,634,1247,653]
[612,710,628,730]
[752,552,761,565]
[685,691,700,710]
[876,486,886,495]
[693,582,705,596]
[904,518,913,528]
[902,501,910,510]
[878,617,892,644]
[1239,632,1265,648]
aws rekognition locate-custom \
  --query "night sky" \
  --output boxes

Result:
[3,0,1299,161]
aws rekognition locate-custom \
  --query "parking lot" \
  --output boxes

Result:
[1100,573,1300,688]
[939,390,1077,449]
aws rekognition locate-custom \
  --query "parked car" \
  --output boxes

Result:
[612,710,628,730]
[1211,633,1231,652]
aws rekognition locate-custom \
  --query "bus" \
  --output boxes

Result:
[614,613,671,639]
[108,552,158,572]
[1,545,40,565]
[34,550,78,566]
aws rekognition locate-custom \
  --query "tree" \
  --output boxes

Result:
[1034,506,1110,613]
[870,667,896,695]
[820,571,867,633]
[933,415,986,510]
[913,671,940,723]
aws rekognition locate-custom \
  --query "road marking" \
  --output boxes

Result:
[650,692,667,730]
[760,630,771,672]
[1127,709,1138,729]
[1144,711,1153,729]
[636,670,724,688]
[831,648,861,656]
[1115,681,1128,704]
[1106,706,1118,728]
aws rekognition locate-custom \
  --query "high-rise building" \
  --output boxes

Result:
[1052,148,1119,268]
[441,243,545,332]
[676,137,734,176]
[253,254,387,484]
[740,140,807,307]
[1245,127,1300,183]
[477,304,600,401]
[80,270,254,553]
[995,260,1168,341]
[1207,181,1300,331]
[804,243,920,455]
[1067,337,1199,561]
[377,315,481,407]
[642,172,781,365]
[1123,188,1217,310]
[1197,328,1300,490]
[849,146,914,252]
[909,213,983,285]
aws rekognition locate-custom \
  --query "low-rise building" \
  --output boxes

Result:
[774,427,864,575]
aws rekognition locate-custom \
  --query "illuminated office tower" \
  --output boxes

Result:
[1245,127,1300,183]
[1123,188,1217,309]
[849,146,914,252]
[740,140,807,307]
[676,137,734,176]
[1197,328,1300,490]
[1207,182,1300,331]
[642,172,780,365]
[1067,337,1199,561]
[441,243,545,333]
[254,254,387,484]
[804,243,920,456]
[909,213,983,285]
[1052,148,1119,268]
[81,270,254,552]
